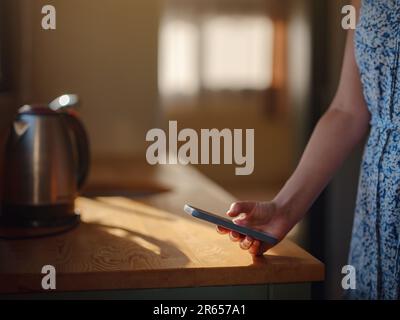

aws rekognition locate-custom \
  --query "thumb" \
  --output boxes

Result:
[232,212,251,226]
[226,201,255,219]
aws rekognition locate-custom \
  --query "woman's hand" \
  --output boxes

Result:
[216,201,295,256]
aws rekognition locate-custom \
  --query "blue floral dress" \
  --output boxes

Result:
[348,0,400,299]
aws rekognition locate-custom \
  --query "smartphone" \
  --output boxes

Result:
[184,204,278,245]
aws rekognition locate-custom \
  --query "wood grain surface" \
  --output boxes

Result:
[0,159,324,293]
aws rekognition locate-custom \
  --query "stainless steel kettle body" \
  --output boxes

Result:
[1,104,90,228]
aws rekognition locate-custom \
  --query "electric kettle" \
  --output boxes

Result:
[0,96,90,233]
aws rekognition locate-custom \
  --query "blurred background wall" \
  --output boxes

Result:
[2,0,161,157]
[0,0,363,299]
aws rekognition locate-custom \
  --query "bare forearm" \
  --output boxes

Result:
[273,106,370,224]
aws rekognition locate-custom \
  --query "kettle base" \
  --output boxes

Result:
[0,203,80,239]
[0,215,80,240]
[0,213,80,240]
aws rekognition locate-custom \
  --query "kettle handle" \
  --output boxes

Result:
[62,111,90,190]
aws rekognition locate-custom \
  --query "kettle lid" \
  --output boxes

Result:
[19,104,57,116]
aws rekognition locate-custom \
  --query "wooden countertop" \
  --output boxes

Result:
[0,159,324,293]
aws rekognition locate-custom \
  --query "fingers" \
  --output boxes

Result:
[229,231,243,242]
[226,201,255,218]
[215,224,270,256]
[249,240,270,256]
[239,236,254,250]
[216,225,230,234]
[218,202,273,256]
[248,240,261,255]
[216,226,247,247]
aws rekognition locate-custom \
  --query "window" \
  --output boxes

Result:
[158,12,275,100]
[158,18,200,97]
[202,15,274,91]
